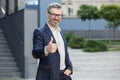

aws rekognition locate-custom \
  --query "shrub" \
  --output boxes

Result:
[64,31,74,44]
[83,40,107,52]
[68,36,85,48]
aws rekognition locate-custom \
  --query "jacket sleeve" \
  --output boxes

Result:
[65,49,73,74]
[64,37,73,74]
[32,29,45,59]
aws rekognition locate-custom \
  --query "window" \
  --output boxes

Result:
[25,0,38,9]
[0,0,6,18]
[68,6,73,16]
[25,0,38,5]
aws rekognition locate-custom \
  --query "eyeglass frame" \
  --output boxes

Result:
[48,11,63,17]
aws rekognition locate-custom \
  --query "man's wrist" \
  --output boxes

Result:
[44,46,49,56]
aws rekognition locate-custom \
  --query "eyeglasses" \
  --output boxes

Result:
[48,11,63,17]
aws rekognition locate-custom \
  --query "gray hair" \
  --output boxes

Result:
[47,2,62,12]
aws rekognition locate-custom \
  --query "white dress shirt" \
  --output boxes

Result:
[45,23,66,70]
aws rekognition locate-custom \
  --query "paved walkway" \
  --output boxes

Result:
[26,48,120,80]
[69,48,120,80]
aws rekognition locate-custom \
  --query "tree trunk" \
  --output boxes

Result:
[88,20,91,39]
[113,27,116,40]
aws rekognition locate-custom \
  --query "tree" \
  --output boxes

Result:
[98,4,120,46]
[98,4,120,38]
[77,4,100,38]
[98,4,120,22]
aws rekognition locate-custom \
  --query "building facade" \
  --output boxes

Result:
[61,0,120,18]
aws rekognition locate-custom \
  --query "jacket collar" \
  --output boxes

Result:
[44,23,56,43]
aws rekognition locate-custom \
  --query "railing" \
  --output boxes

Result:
[0,9,25,78]
[1,9,24,45]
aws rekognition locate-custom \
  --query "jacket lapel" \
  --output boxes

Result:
[44,23,56,43]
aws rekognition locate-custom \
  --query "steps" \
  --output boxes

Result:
[0,27,21,77]
[69,48,120,80]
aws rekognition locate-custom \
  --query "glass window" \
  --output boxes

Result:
[0,0,6,18]
[68,7,73,16]
[25,0,38,9]
[25,0,38,5]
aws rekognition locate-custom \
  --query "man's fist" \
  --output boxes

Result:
[46,37,57,53]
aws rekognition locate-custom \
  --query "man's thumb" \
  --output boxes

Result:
[49,37,53,44]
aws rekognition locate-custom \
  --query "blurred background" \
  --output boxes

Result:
[0,0,120,79]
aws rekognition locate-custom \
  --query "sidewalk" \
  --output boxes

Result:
[26,48,120,80]
[21,48,120,80]
[68,48,120,80]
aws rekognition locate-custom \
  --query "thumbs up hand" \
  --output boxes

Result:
[46,37,57,53]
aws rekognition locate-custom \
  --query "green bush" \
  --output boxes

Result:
[68,36,85,48]
[83,40,107,52]
[64,32,74,44]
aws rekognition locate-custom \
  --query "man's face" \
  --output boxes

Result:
[47,8,62,27]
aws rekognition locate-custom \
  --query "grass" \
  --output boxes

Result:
[98,40,120,51]
[108,45,120,51]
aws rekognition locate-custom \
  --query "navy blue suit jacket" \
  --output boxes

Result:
[32,23,73,80]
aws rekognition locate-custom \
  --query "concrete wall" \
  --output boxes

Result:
[24,9,38,78]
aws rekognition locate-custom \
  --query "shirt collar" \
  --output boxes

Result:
[47,23,61,32]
